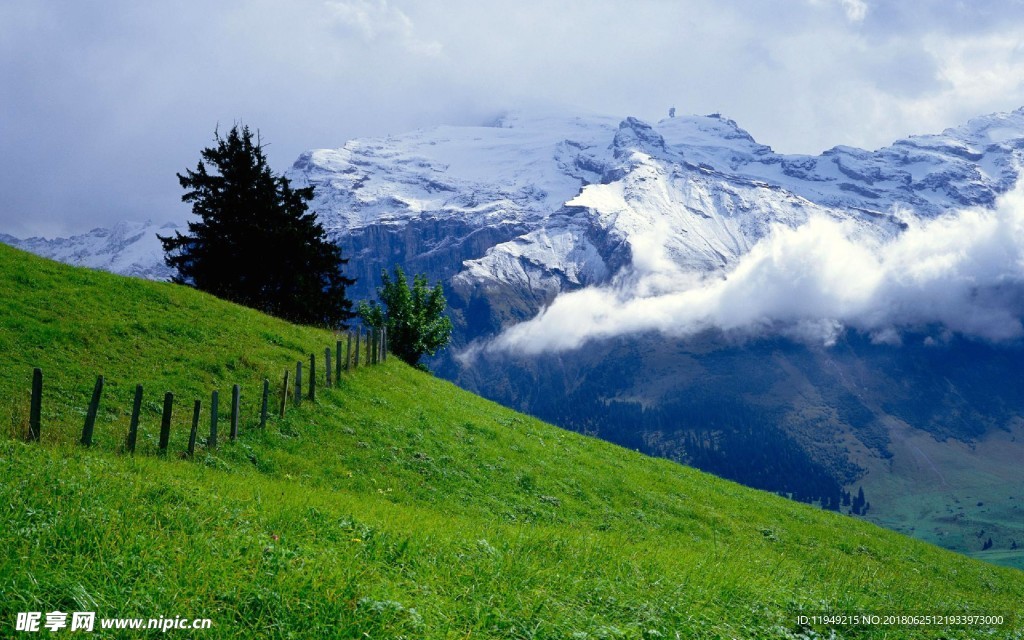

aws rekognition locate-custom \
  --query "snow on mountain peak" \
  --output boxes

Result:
[612,117,668,160]
[1,220,177,281]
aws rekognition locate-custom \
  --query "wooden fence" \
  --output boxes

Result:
[21,326,388,458]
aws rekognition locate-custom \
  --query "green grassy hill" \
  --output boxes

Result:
[0,242,1021,639]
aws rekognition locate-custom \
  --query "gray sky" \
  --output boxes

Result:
[3,0,1024,237]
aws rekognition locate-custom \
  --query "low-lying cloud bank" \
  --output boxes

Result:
[482,179,1024,356]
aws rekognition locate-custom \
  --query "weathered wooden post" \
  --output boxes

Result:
[309,353,316,402]
[81,375,104,446]
[325,348,332,387]
[260,378,269,428]
[209,390,219,448]
[28,368,42,442]
[345,332,352,371]
[279,370,289,418]
[335,340,342,381]
[126,384,143,454]
[159,392,173,454]
[354,330,361,368]
[382,327,388,362]
[230,384,240,441]
[294,361,303,406]
[188,400,201,457]
[366,328,372,364]
[371,328,378,365]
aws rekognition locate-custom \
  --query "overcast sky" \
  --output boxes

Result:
[3,0,1024,237]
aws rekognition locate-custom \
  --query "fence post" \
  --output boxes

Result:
[309,353,316,402]
[279,370,289,418]
[159,392,173,454]
[28,368,42,442]
[230,384,240,441]
[335,340,342,381]
[366,328,372,364]
[371,329,378,365]
[188,400,201,457]
[260,378,269,428]
[295,361,303,406]
[325,348,332,387]
[209,390,218,448]
[81,375,104,446]
[126,384,143,454]
[382,327,388,362]
[346,332,352,371]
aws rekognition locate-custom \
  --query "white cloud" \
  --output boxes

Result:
[841,0,869,22]
[326,0,442,56]
[929,32,1024,111]
[485,178,1024,355]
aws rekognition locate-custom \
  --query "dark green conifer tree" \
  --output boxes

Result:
[159,125,355,327]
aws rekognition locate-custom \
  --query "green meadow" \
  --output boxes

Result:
[0,243,1021,638]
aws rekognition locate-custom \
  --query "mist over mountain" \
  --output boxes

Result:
[488,180,1024,354]
[7,107,1024,564]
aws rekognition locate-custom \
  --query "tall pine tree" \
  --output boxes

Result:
[159,125,355,327]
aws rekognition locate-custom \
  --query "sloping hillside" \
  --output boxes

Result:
[0,243,1020,639]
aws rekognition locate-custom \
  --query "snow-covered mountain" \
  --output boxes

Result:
[0,220,179,281]
[289,107,1024,321]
